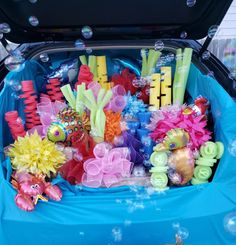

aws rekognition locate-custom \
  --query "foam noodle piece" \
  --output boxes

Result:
[97,56,110,90]
[88,55,98,80]
[149,73,161,110]
[76,83,86,115]
[160,67,172,106]
[5,111,26,139]
[79,55,87,65]
[173,48,193,104]
[46,78,64,102]
[60,84,76,109]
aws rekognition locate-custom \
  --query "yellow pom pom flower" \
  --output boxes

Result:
[7,131,66,177]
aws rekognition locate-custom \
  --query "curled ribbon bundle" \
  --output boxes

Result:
[28,97,66,137]
[106,85,127,113]
[5,111,26,139]
[46,78,64,102]
[82,142,133,188]
[20,80,41,130]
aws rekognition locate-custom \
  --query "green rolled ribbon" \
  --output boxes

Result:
[194,166,212,181]
[150,166,169,173]
[195,157,217,167]
[200,141,217,159]
[216,141,224,159]
[150,172,168,189]
[150,151,168,166]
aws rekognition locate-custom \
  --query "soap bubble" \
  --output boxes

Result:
[81,26,93,39]
[0,23,11,33]
[178,65,188,74]
[113,135,124,146]
[154,40,164,51]
[186,0,196,7]
[143,160,152,167]
[140,49,148,57]
[29,0,37,3]
[39,53,49,62]
[228,140,236,157]
[229,73,236,81]
[180,31,187,39]
[4,55,25,72]
[166,53,175,62]
[176,53,183,61]
[86,48,93,54]
[208,25,219,38]
[112,227,122,242]
[79,231,85,236]
[10,92,20,100]
[173,223,189,240]
[9,80,22,91]
[224,213,236,236]
[75,39,85,50]
[29,16,39,26]
[142,136,152,147]
[202,51,210,60]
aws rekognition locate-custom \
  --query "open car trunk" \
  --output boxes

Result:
[0,42,236,245]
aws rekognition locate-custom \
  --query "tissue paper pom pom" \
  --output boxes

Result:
[149,105,211,150]
[7,131,66,177]
[111,68,137,95]
[122,92,147,120]
[104,110,122,143]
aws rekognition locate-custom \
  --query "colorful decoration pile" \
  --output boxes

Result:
[4,48,224,211]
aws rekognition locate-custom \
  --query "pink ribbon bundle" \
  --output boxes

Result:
[82,142,133,188]
[28,97,66,137]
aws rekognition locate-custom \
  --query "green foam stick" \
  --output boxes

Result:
[173,48,193,104]
[88,55,98,79]
[147,49,161,76]
[141,49,148,77]
[60,84,76,109]
[79,55,87,65]
[173,49,182,102]
[76,84,86,115]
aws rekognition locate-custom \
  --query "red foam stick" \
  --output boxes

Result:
[20,80,40,130]
[46,78,64,102]
[5,111,26,140]
[74,65,93,89]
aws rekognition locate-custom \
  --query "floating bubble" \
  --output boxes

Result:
[4,55,25,72]
[86,48,93,54]
[81,26,93,39]
[10,92,20,100]
[145,87,150,96]
[180,31,187,39]
[29,16,39,26]
[186,0,196,7]
[140,49,148,57]
[141,136,152,147]
[166,53,175,62]
[132,165,146,177]
[39,53,49,62]
[228,140,236,157]
[202,51,210,60]
[75,39,85,50]
[29,0,37,3]
[113,135,124,146]
[9,80,22,91]
[112,227,122,242]
[176,53,183,61]
[178,65,188,73]
[135,91,142,98]
[143,160,152,167]
[229,72,236,81]
[208,25,219,38]
[0,23,11,33]
[176,226,189,240]
[154,40,164,51]
[224,213,236,236]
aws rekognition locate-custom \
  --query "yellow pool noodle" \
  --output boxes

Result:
[160,67,172,106]
[149,73,161,110]
[97,56,110,90]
